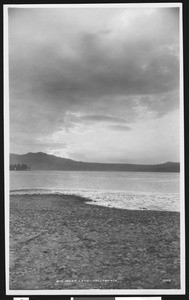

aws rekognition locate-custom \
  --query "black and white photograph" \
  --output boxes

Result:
[4,3,185,295]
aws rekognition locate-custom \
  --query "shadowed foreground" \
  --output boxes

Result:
[10,194,180,290]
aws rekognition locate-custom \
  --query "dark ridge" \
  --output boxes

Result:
[10,152,180,172]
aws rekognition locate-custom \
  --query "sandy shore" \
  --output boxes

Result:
[9,194,180,290]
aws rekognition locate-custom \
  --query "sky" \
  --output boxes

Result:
[8,5,181,164]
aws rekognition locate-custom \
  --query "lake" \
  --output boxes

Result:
[10,171,180,212]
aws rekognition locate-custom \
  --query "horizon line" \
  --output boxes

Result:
[10,151,180,166]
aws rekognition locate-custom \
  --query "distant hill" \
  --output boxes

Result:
[10,152,180,172]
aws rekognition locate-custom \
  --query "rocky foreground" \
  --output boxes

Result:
[10,194,180,290]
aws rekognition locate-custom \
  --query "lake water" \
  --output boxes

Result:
[10,171,180,212]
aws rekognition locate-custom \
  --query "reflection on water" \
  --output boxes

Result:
[10,171,180,212]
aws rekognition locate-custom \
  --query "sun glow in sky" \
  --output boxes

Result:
[9,5,180,164]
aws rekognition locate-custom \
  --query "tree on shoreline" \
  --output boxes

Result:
[10,164,31,171]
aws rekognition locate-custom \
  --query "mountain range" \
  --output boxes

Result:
[10,152,180,172]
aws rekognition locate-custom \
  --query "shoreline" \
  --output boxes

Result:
[10,194,180,290]
[10,191,180,213]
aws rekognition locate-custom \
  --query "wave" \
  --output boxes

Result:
[10,188,69,195]
[10,188,180,212]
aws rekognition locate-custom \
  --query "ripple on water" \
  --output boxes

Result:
[10,188,180,212]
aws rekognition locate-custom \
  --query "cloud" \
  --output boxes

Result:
[8,6,180,162]
[108,125,131,131]
[76,114,126,123]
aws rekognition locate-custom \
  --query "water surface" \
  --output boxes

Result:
[10,171,180,212]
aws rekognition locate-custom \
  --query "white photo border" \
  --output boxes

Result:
[4,2,185,296]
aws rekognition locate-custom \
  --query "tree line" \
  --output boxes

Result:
[10,164,31,171]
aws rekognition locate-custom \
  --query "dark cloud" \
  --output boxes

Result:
[8,7,180,162]
[108,125,131,131]
[79,115,126,123]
